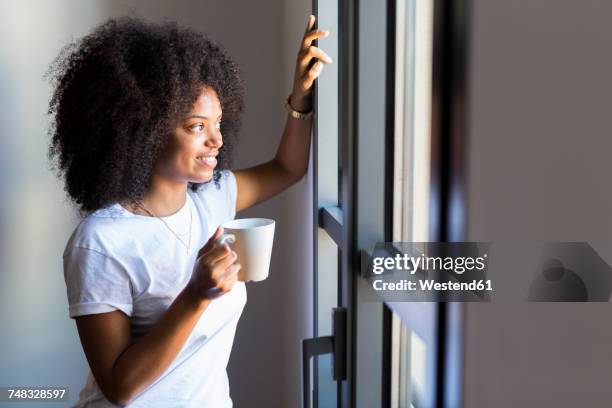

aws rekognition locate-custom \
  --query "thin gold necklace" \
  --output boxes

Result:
[136,198,193,255]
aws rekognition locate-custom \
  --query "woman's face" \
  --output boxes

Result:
[156,85,223,184]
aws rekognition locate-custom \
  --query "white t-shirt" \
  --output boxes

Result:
[63,170,246,407]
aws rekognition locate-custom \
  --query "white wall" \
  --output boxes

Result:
[464,0,612,406]
[0,0,311,406]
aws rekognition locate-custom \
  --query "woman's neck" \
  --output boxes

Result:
[123,178,189,217]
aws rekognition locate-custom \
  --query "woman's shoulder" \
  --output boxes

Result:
[62,203,138,258]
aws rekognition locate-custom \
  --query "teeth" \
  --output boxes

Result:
[196,156,216,164]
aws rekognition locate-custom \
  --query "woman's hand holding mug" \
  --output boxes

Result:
[188,226,241,300]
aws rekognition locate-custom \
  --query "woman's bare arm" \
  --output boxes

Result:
[234,111,313,212]
[234,15,332,213]
[75,284,208,405]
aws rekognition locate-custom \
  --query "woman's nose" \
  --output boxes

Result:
[206,128,223,149]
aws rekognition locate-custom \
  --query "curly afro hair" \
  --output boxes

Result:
[47,17,245,216]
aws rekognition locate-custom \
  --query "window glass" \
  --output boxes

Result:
[391,312,428,408]
[391,0,434,406]
[392,0,433,243]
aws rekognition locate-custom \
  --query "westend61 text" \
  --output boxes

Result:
[372,279,493,292]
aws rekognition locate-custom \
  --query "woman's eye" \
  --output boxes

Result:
[188,121,221,133]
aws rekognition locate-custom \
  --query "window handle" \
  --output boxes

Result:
[301,307,347,408]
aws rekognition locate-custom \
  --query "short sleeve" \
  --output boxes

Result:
[224,170,238,220]
[63,246,133,319]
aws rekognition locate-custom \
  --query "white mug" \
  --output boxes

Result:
[215,218,275,282]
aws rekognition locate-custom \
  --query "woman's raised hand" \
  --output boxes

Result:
[188,226,240,300]
[290,15,333,112]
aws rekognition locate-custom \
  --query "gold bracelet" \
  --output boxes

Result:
[284,94,313,120]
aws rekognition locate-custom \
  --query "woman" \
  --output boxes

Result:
[48,16,331,407]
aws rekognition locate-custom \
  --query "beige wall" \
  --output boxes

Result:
[0,0,311,406]
[464,0,612,406]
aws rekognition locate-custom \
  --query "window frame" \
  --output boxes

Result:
[313,0,468,406]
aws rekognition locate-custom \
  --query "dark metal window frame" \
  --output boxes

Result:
[312,0,468,406]
[311,0,351,406]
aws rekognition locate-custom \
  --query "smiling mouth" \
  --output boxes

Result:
[195,156,217,167]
